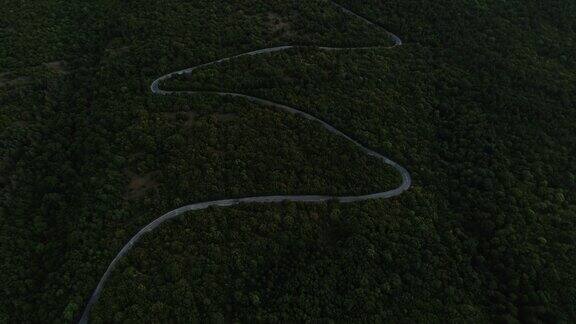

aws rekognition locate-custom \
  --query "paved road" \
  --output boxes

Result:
[80,2,409,323]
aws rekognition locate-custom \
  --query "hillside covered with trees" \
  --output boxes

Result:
[1,0,575,322]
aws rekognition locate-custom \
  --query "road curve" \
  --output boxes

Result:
[80,2,410,323]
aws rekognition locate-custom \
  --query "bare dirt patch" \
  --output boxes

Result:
[0,73,31,87]
[266,12,293,37]
[106,46,130,55]
[164,111,198,127]
[43,60,67,74]
[125,170,160,200]
[211,112,238,122]
[1,60,68,87]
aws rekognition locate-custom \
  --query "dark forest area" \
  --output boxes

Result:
[1,0,575,322]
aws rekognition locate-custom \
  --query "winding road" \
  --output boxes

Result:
[79,2,411,323]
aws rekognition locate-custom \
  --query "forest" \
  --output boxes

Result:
[1,0,575,322]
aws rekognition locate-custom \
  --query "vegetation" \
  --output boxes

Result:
[1,0,575,322]
[92,198,489,323]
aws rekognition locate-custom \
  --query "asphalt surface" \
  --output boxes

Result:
[80,2,409,322]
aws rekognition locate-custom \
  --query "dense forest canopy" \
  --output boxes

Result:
[0,0,575,322]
